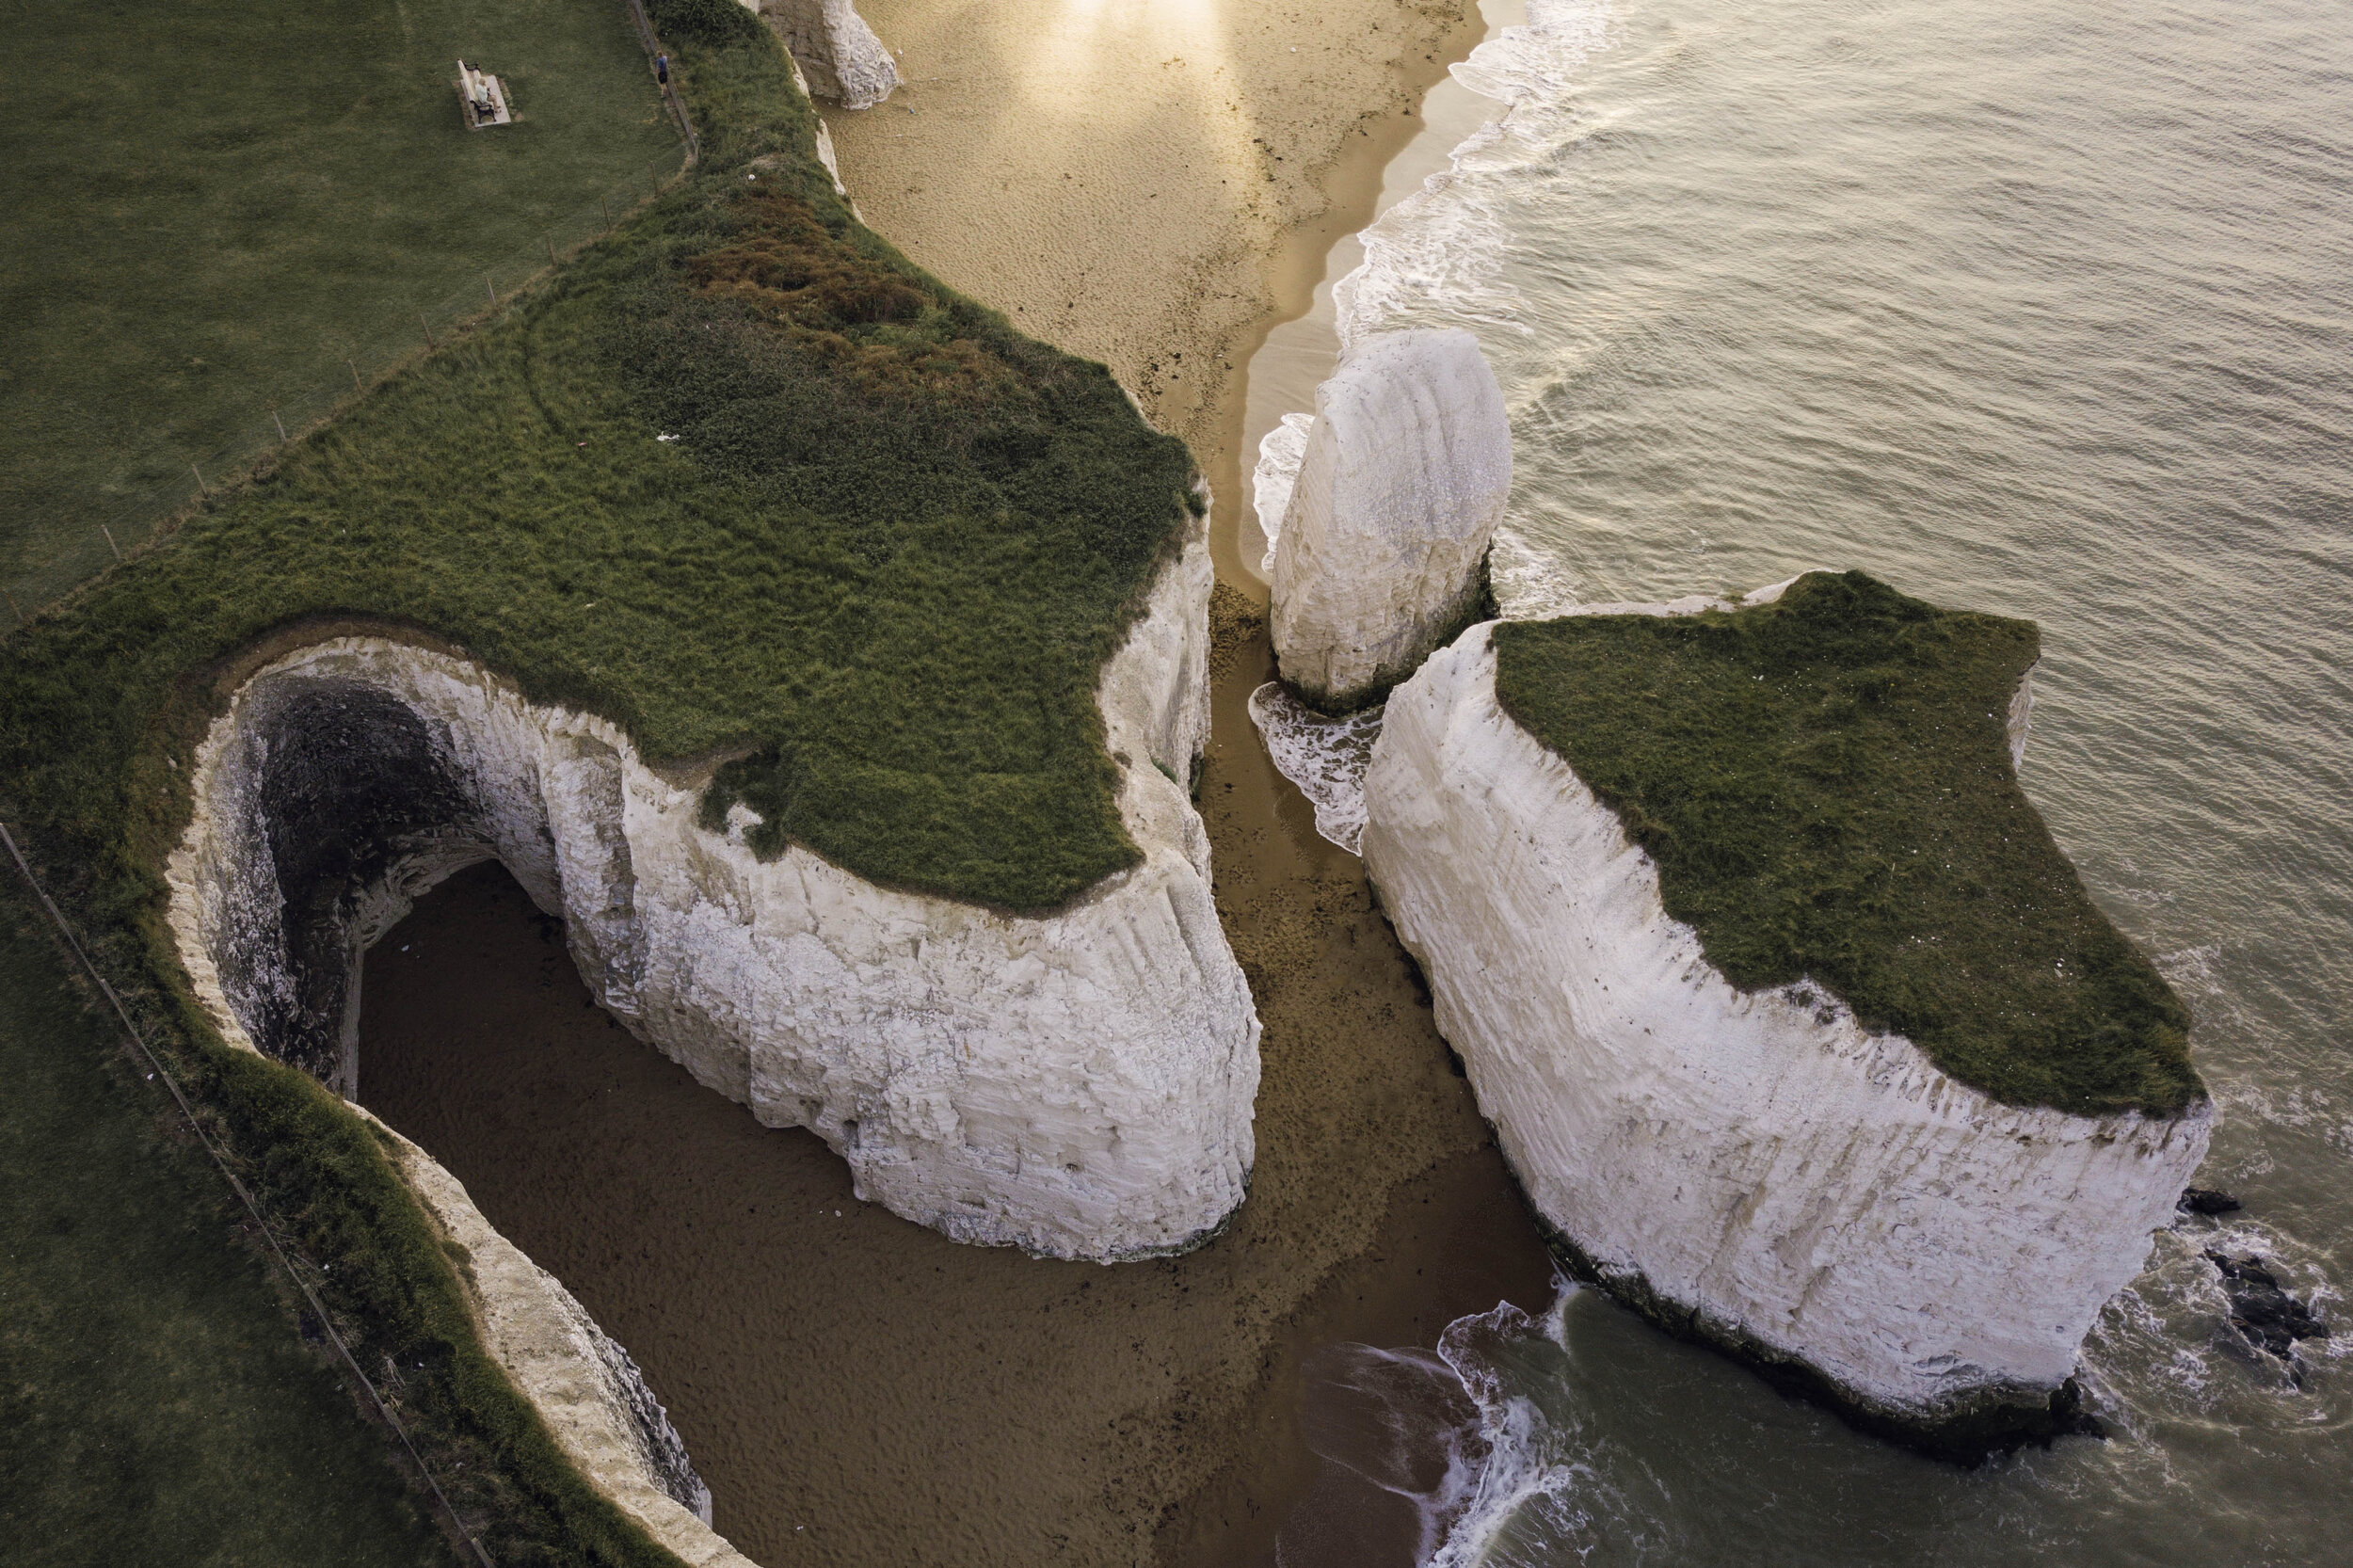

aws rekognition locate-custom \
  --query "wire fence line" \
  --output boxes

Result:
[625,0,702,159]
[2,136,692,627]
[0,822,498,1564]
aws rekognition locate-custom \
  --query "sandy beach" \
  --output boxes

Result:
[824,0,1485,589]
[363,615,1552,1565]
[359,5,1561,1563]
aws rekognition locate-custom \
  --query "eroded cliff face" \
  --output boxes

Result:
[388,1126,745,1565]
[1268,329,1512,711]
[162,530,1256,1547]
[168,530,1256,1261]
[1359,620,2211,1444]
[756,0,898,109]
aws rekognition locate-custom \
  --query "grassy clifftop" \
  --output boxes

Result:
[0,7,1193,1561]
[2,0,1193,918]
[1493,572,2201,1117]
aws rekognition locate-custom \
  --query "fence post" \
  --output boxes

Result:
[101,524,122,562]
[349,359,363,392]
[191,462,207,497]
[273,410,289,442]
[487,275,496,308]
[546,234,556,265]
[421,314,435,348]
[602,194,611,230]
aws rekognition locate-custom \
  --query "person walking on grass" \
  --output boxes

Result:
[656,53,670,87]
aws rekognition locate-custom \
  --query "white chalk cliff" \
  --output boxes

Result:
[163,530,1256,1548]
[757,0,898,109]
[1359,614,2213,1434]
[388,1123,751,1566]
[1270,328,1512,710]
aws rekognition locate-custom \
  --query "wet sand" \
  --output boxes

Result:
[361,603,1554,1566]
[360,5,1561,1562]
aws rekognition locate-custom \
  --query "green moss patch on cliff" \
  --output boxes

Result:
[1491,571,2200,1117]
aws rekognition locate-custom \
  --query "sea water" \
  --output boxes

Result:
[1253,0,2353,1560]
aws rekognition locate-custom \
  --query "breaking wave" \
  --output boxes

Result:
[1247,681,1385,855]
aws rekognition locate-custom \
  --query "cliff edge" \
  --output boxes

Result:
[1360,581,2209,1451]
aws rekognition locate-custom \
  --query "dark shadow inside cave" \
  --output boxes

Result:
[232,679,488,1090]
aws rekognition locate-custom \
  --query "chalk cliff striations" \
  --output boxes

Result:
[1359,617,2212,1449]
[1269,328,1511,711]
[168,530,1255,1259]
[756,0,899,110]
[390,1127,744,1564]
[164,530,1255,1546]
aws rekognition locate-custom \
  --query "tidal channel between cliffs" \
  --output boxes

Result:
[357,601,1558,1567]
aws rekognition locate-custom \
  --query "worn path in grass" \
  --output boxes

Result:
[0,0,680,599]
[0,883,459,1568]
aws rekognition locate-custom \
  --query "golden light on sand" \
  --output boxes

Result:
[1020,0,1238,127]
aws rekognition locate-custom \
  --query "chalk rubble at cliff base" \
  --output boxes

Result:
[1357,604,2213,1448]
[1269,328,1512,711]
[754,0,898,109]
[164,534,1257,1548]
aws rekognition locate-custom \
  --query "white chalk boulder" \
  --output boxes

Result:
[1270,328,1511,711]
[758,0,899,109]
[1360,616,2212,1446]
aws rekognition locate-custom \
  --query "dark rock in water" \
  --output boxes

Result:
[2205,1252,2329,1360]
[2179,1187,2243,1216]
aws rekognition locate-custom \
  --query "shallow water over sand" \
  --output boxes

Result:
[1246,0,2353,1560]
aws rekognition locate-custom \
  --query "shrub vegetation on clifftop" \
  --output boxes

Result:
[1492,572,2201,1117]
[2,4,1193,917]
[0,8,1193,1561]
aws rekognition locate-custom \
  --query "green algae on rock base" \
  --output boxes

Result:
[1491,571,2201,1117]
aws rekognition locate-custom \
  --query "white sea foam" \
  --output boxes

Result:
[1254,0,2351,1550]
[1328,0,1616,620]
[1335,0,1613,358]
[1253,411,1317,575]
[1246,681,1385,854]
[1286,1342,1494,1562]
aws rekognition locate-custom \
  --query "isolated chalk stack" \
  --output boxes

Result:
[1269,328,1512,712]
[1358,575,2213,1454]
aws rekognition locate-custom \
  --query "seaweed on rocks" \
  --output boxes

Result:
[2205,1252,2329,1362]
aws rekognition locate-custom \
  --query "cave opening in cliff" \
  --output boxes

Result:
[212,675,500,1097]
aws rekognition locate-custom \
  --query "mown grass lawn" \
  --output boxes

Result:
[0,0,683,602]
[0,881,461,1568]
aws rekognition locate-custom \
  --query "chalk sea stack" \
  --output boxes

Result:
[1269,328,1512,711]
[1360,573,2211,1454]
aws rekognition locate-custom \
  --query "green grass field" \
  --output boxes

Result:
[0,0,684,605]
[0,883,460,1568]
[0,5,1196,1560]
[1492,572,2201,1117]
[1,2,1192,917]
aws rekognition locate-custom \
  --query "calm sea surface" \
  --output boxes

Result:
[1247,0,2353,1559]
